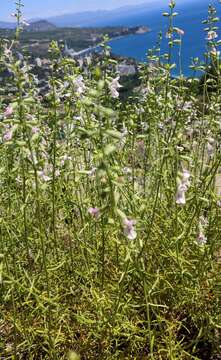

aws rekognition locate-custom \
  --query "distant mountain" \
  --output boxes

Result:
[0,0,210,30]
[0,20,56,31]
[47,2,165,27]
[0,21,16,29]
[27,20,57,32]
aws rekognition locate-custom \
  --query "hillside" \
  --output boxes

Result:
[0,26,149,57]
[0,21,16,29]
[27,20,57,32]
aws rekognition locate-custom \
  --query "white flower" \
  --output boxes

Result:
[74,75,86,95]
[176,184,187,205]
[182,169,191,187]
[35,58,42,67]
[174,27,185,36]
[123,218,137,240]
[38,171,51,182]
[210,46,220,57]
[207,31,218,41]
[196,215,208,246]
[109,76,122,98]
[88,167,97,176]
[77,58,84,68]
[176,169,191,205]
[21,19,30,27]
[123,167,132,175]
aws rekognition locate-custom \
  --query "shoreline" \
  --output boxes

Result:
[69,28,151,58]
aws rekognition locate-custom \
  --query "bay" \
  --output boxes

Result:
[107,0,221,76]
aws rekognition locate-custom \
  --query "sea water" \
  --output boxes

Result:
[107,0,221,77]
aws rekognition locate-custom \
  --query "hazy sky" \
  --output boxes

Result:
[1,0,174,20]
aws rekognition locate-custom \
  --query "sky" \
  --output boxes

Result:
[0,0,170,21]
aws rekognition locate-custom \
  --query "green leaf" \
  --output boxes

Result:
[104,144,116,156]
[105,129,122,139]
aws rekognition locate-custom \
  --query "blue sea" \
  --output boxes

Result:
[106,0,221,77]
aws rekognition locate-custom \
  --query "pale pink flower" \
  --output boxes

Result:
[197,232,207,246]
[109,76,122,98]
[4,106,13,117]
[88,207,100,219]
[174,27,185,36]
[31,127,40,134]
[3,130,13,142]
[123,218,137,240]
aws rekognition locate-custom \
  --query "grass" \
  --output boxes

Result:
[0,1,221,359]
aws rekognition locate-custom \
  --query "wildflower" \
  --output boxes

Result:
[88,207,100,219]
[196,216,208,246]
[123,167,132,175]
[35,58,42,67]
[109,76,122,98]
[3,130,13,142]
[166,31,172,39]
[123,218,137,240]
[38,171,51,182]
[207,142,214,157]
[197,231,207,246]
[16,176,22,184]
[86,56,92,65]
[174,27,185,36]
[217,200,221,207]
[55,169,60,177]
[77,58,84,68]
[176,184,187,205]
[4,47,11,57]
[63,81,69,89]
[210,46,220,57]
[176,169,191,205]
[207,31,218,41]
[31,127,40,134]
[182,169,191,186]
[4,106,13,117]
[207,137,215,157]
[21,19,30,27]
[74,75,86,95]
[199,215,208,227]
[61,155,72,166]
[88,167,97,176]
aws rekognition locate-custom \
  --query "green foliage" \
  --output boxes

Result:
[0,1,221,359]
